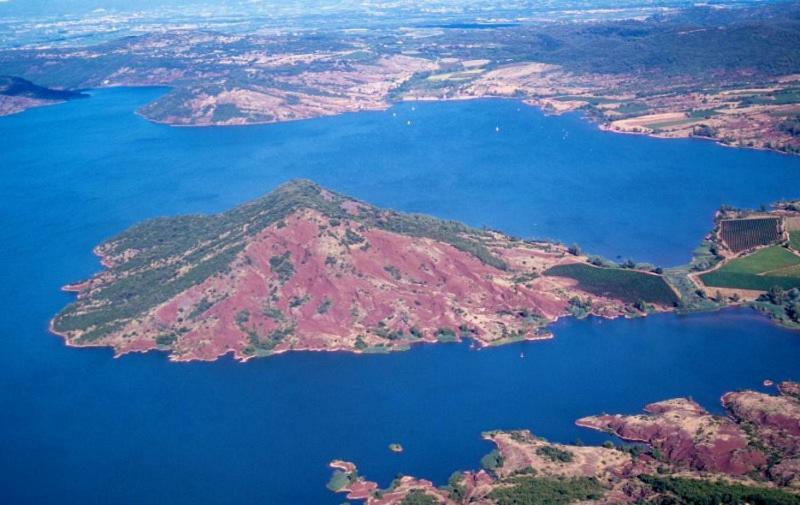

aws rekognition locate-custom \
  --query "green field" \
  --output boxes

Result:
[647,116,699,130]
[700,245,800,291]
[544,263,679,306]
[790,231,800,252]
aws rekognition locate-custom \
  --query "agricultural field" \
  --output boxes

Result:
[719,217,782,253]
[788,216,800,251]
[544,263,679,306]
[700,245,800,291]
[791,231,800,252]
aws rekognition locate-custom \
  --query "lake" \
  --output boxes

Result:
[1,87,799,504]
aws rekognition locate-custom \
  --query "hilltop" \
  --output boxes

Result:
[51,180,677,361]
[0,76,86,116]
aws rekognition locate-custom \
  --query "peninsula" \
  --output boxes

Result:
[51,180,678,361]
[52,180,800,362]
[328,382,800,504]
[0,75,87,116]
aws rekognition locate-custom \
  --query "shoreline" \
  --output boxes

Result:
[48,302,780,365]
[47,197,799,365]
[5,85,798,158]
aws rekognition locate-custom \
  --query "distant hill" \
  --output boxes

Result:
[0,75,87,100]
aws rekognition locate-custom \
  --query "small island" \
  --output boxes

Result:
[388,443,403,454]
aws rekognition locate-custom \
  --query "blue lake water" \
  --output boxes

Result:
[1,87,800,504]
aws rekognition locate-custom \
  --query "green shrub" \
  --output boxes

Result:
[398,489,440,505]
[489,476,604,505]
[535,445,574,463]
[481,449,504,472]
[640,475,800,504]
[155,333,177,346]
[269,252,295,283]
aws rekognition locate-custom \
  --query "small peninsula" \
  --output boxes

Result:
[0,75,86,116]
[328,382,800,504]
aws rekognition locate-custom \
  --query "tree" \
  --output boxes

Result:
[787,302,800,323]
[568,243,582,256]
[768,286,786,305]
[692,124,716,138]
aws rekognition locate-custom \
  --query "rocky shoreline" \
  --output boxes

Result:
[328,382,800,504]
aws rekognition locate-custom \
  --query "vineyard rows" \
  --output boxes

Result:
[720,217,781,253]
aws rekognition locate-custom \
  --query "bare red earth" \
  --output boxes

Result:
[54,194,638,362]
[330,383,800,503]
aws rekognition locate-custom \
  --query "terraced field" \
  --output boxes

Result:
[544,263,679,306]
[700,245,800,291]
[719,217,782,253]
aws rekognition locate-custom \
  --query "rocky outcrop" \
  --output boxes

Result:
[577,398,767,475]
[330,384,800,504]
[723,384,800,487]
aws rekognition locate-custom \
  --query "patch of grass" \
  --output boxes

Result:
[155,333,177,346]
[327,469,356,492]
[269,252,295,283]
[435,327,458,343]
[554,95,617,105]
[489,476,604,505]
[427,69,484,81]
[700,245,800,291]
[647,116,699,130]
[615,101,648,115]
[211,103,242,122]
[544,263,679,306]
[689,108,718,119]
[640,475,800,504]
[399,489,440,505]
[445,473,467,501]
[535,445,574,463]
[342,228,365,246]
[716,246,799,274]
[481,449,504,472]
[790,231,800,252]
[400,489,441,505]
[188,297,213,319]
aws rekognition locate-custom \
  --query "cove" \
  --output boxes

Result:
[2,309,800,504]
[1,87,799,504]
